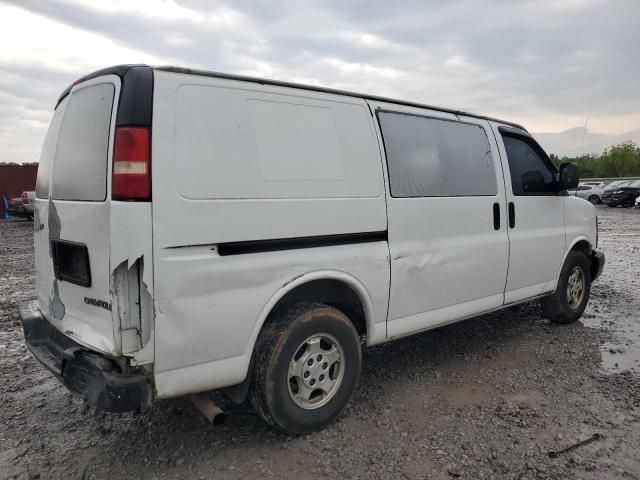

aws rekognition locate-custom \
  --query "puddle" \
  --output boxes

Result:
[504,390,547,406]
[435,384,548,409]
[582,307,640,374]
[599,341,640,372]
[437,384,492,407]
[582,291,640,374]
[581,208,640,374]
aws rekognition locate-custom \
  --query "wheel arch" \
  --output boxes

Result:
[221,270,377,403]
[254,270,375,340]
[553,236,593,292]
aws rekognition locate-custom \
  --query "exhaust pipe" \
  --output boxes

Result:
[189,393,226,425]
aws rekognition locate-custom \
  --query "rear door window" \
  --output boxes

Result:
[378,112,497,197]
[51,83,115,201]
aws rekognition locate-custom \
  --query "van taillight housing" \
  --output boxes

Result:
[112,127,151,201]
[21,192,28,204]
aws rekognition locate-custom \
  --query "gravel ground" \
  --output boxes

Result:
[1,207,639,480]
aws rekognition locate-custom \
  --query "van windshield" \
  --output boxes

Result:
[51,83,115,201]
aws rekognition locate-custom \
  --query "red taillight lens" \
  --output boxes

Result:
[21,192,28,204]
[112,127,151,201]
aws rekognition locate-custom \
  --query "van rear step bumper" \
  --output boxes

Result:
[19,300,152,413]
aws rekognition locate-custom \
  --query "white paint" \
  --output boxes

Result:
[152,71,386,248]
[152,243,390,397]
[34,76,122,356]
[489,122,568,304]
[369,101,510,335]
[31,67,601,406]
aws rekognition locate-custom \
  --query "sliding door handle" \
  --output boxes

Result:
[493,203,500,230]
[508,202,515,228]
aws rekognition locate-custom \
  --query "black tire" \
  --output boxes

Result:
[587,195,600,205]
[249,302,361,434]
[541,251,591,324]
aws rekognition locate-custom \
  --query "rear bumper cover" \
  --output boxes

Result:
[591,250,605,282]
[19,300,152,412]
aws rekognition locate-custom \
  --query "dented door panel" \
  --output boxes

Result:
[43,200,114,353]
[33,76,125,356]
[368,101,510,337]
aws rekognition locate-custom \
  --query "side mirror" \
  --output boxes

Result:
[559,162,579,190]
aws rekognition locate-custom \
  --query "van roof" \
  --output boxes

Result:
[57,64,527,131]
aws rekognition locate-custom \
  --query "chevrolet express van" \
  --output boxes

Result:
[20,65,604,434]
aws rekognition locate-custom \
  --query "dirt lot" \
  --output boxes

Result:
[1,207,639,480]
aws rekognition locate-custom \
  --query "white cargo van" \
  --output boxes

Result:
[20,65,604,433]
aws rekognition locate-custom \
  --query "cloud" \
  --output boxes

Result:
[0,0,639,163]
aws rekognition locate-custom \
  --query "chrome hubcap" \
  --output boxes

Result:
[287,333,344,410]
[566,266,585,309]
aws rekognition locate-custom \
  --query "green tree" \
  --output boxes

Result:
[554,141,640,178]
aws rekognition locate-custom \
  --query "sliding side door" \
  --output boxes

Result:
[370,102,510,338]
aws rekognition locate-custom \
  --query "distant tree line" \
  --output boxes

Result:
[549,141,640,178]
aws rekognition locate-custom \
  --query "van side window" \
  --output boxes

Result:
[501,134,557,196]
[378,112,497,197]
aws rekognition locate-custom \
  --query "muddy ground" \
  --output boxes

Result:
[1,206,639,480]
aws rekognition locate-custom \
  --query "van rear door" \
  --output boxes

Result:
[34,77,119,355]
[34,66,155,359]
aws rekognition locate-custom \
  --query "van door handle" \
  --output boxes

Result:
[508,202,515,228]
[493,203,500,230]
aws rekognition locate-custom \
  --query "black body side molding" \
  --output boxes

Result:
[217,231,388,256]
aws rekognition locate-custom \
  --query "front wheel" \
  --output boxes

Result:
[249,302,361,434]
[587,195,600,205]
[541,251,591,323]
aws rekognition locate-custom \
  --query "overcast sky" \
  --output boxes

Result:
[1,0,639,163]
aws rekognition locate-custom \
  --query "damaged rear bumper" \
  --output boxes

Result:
[19,300,152,413]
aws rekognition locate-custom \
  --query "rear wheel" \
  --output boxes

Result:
[249,302,361,434]
[541,251,591,323]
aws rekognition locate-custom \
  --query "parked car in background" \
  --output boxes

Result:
[602,180,632,205]
[581,181,606,188]
[4,196,23,215]
[3,191,35,219]
[571,183,604,204]
[20,190,35,217]
[635,196,640,208]
[609,179,640,207]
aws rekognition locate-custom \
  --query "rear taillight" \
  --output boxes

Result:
[21,192,28,204]
[112,127,151,201]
